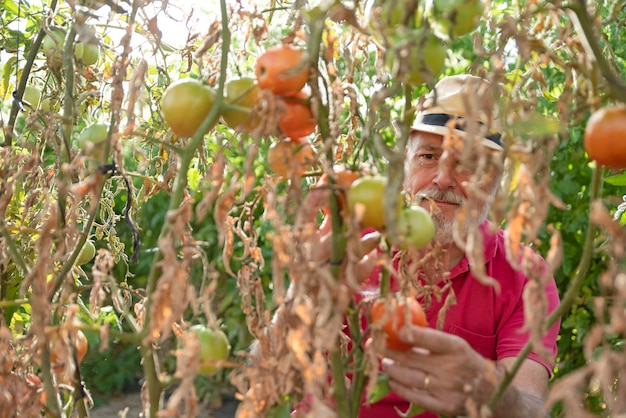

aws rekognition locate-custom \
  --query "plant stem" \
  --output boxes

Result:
[487,164,602,409]
[138,0,231,416]
[565,0,626,103]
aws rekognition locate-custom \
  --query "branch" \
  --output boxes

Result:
[565,0,626,103]
[488,164,602,409]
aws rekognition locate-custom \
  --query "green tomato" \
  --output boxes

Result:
[23,86,42,109]
[76,240,96,265]
[42,27,66,64]
[348,176,403,229]
[430,0,484,37]
[392,206,436,250]
[78,124,108,148]
[76,42,100,66]
[190,324,230,376]
[364,0,421,41]
[161,79,217,138]
[385,29,447,87]
[222,77,261,133]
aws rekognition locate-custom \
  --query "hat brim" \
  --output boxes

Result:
[410,122,504,151]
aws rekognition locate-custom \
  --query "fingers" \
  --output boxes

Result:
[397,325,466,355]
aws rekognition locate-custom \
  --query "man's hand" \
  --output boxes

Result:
[381,325,550,418]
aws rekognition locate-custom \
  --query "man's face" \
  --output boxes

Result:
[404,131,500,244]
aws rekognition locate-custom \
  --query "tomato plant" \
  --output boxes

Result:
[222,77,261,133]
[392,206,436,250]
[267,138,315,179]
[189,325,230,376]
[278,93,317,139]
[255,45,309,96]
[347,176,402,229]
[370,297,427,351]
[584,105,626,169]
[161,78,216,138]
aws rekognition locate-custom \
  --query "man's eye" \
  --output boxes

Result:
[419,154,436,160]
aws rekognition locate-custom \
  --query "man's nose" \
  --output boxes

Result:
[433,158,457,190]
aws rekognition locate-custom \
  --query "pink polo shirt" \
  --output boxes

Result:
[357,220,561,418]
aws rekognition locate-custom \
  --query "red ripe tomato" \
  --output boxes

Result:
[370,297,427,351]
[584,106,626,169]
[278,93,317,139]
[267,138,315,179]
[161,78,216,138]
[255,45,309,96]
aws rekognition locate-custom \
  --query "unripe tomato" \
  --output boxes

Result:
[78,124,108,148]
[222,77,261,133]
[76,240,96,265]
[584,106,626,169]
[267,138,315,179]
[392,206,435,250]
[42,27,66,64]
[189,324,230,376]
[386,29,446,87]
[364,0,420,41]
[161,78,217,138]
[255,45,309,96]
[430,0,484,38]
[347,176,402,229]
[23,86,42,109]
[370,297,427,351]
[76,42,100,66]
[278,93,317,139]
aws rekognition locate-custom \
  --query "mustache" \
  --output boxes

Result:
[416,189,465,205]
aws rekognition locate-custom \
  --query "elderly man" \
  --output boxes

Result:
[357,75,561,417]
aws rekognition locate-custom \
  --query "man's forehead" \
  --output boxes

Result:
[409,132,445,150]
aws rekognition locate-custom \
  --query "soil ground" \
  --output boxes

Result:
[89,392,239,418]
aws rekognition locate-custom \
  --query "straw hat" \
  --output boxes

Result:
[410,75,503,150]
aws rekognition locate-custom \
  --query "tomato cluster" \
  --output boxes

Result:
[364,0,483,87]
[160,44,317,179]
[346,176,435,250]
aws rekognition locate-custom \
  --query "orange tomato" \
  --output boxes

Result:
[584,106,626,169]
[50,329,89,371]
[267,138,315,179]
[255,45,309,96]
[370,297,427,351]
[278,93,317,139]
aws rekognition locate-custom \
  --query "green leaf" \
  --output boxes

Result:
[368,373,391,404]
[604,172,626,186]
